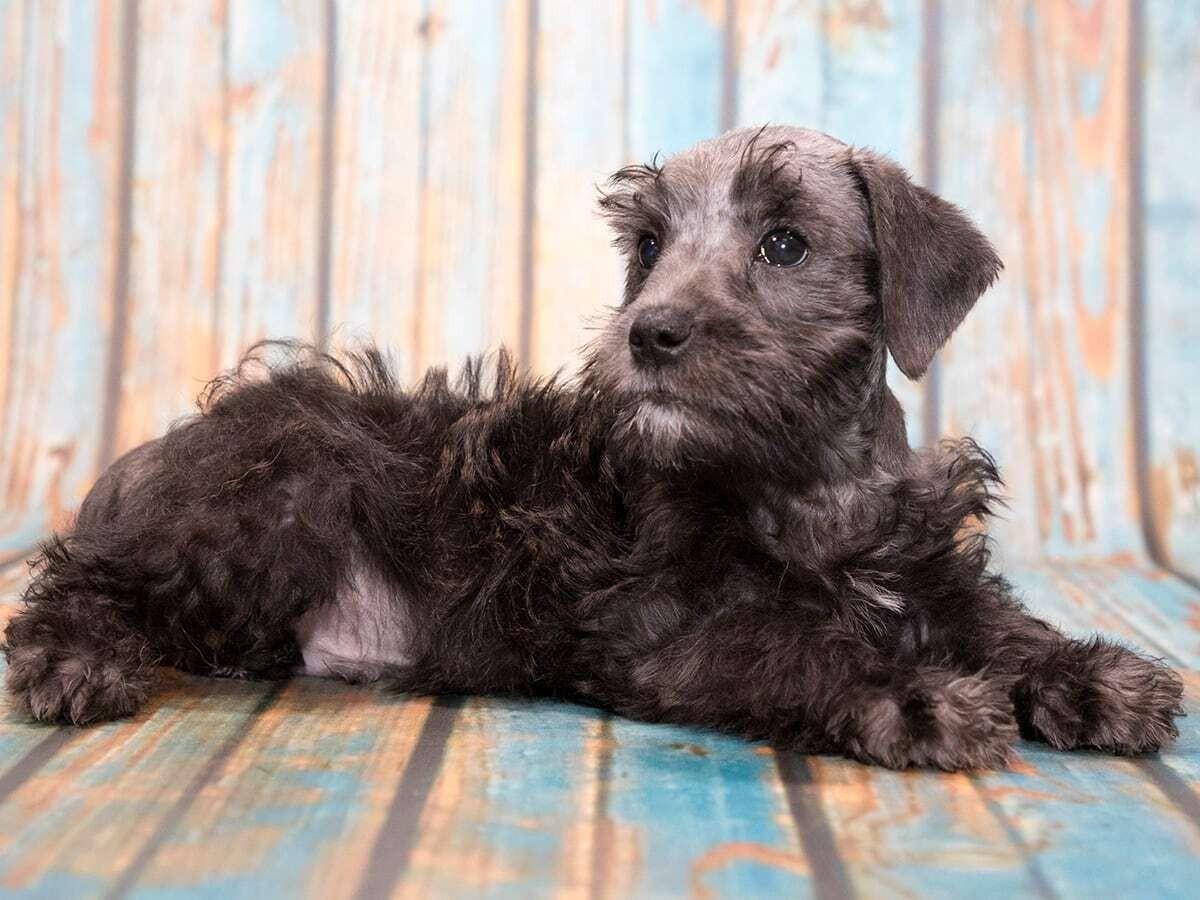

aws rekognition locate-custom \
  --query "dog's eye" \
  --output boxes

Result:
[758,229,808,267]
[637,235,661,269]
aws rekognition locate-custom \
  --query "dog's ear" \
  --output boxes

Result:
[850,149,1001,379]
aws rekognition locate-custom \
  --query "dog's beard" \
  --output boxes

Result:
[624,398,691,453]
[618,399,696,466]
[591,350,789,472]
[610,392,753,471]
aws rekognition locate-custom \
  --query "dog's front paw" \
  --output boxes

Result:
[1014,638,1184,754]
[846,670,1017,771]
[4,640,152,725]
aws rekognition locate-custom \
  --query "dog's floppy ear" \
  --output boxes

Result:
[850,149,1002,379]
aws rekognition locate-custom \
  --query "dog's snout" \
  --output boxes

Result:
[629,307,694,366]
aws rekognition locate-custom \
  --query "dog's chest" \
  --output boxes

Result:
[293,553,413,681]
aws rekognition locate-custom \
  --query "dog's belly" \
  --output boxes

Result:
[293,554,413,681]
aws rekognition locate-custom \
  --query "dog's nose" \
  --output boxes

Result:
[628,306,694,366]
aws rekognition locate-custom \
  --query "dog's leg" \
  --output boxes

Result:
[584,603,1017,771]
[4,444,167,724]
[960,591,1184,755]
[4,568,156,725]
[1013,634,1183,754]
[4,428,353,723]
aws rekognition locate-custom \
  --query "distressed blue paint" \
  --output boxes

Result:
[735,0,822,129]
[228,0,297,82]
[530,0,625,372]
[0,677,274,894]
[118,681,426,897]
[973,741,1200,898]
[422,698,601,898]
[628,0,726,159]
[1008,563,1200,672]
[220,0,324,360]
[935,2,1040,561]
[325,0,425,370]
[423,0,515,366]
[1144,0,1200,578]
[993,571,1200,897]
[0,0,118,553]
[606,719,811,897]
[125,694,385,897]
[104,694,596,898]
[813,759,1049,896]
[118,0,228,448]
[935,1,1147,559]
[819,0,923,161]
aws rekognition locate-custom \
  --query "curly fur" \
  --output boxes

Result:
[3,126,1183,769]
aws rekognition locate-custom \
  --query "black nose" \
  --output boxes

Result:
[628,306,694,367]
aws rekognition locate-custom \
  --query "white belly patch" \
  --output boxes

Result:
[294,553,413,681]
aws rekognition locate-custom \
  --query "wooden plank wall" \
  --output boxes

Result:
[1143,0,1200,580]
[1,0,1197,582]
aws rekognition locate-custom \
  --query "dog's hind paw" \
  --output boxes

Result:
[1014,638,1184,754]
[846,669,1018,771]
[4,641,153,725]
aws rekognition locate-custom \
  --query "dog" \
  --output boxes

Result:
[3,126,1183,770]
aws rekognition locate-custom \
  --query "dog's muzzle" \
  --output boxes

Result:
[628,305,694,368]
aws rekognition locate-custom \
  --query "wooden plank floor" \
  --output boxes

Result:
[0,557,1196,899]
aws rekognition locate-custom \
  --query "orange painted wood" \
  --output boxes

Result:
[1143,0,1200,580]
[937,0,1141,562]
[0,672,276,893]
[113,0,226,452]
[217,0,327,361]
[325,0,424,367]
[0,0,126,554]
[528,0,626,376]
[114,0,325,455]
[413,0,530,377]
[387,698,603,897]
[120,682,434,896]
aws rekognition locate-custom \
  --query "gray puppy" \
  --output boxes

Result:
[4,126,1183,770]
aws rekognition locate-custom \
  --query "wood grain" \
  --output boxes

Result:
[119,681,433,896]
[413,0,530,379]
[527,0,626,377]
[1142,0,1200,580]
[218,0,326,363]
[937,0,1140,562]
[115,0,225,451]
[0,0,125,554]
[602,717,813,897]
[115,0,325,455]
[325,0,424,370]
[391,697,601,897]
[628,0,728,160]
[0,673,277,893]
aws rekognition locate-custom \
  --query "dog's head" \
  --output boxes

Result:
[582,125,1001,478]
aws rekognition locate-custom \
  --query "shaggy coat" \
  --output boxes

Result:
[3,127,1183,770]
